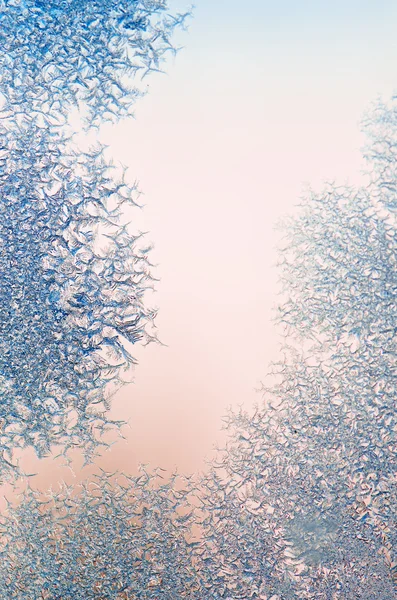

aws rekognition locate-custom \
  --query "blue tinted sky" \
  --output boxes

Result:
[21,0,397,487]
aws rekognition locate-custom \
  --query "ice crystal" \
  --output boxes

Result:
[2,0,397,596]
[0,120,158,472]
[3,96,397,595]
[0,0,190,128]
[193,97,397,598]
[0,0,190,476]
[0,468,201,598]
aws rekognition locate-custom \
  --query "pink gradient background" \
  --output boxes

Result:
[6,0,397,498]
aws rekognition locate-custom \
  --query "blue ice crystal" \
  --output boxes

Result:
[0,0,190,476]
[0,0,190,128]
[0,469,202,598]
[192,98,397,598]
[1,0,397,596]
[2,95,397,596]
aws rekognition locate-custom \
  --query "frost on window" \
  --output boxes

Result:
[0,0,191,129]
[0,469,202,598]
[0,0,191,477]
[194,97,397,598]
[1,0,397,596]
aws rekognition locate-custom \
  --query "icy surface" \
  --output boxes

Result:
[0,469,201,598]
[193,99,397,598]
[1,0,397,596]
[0,0,189,475]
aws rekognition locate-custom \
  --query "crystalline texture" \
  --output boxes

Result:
[0,0,190,475]
[194,98,397,598]
[0,469,202,598]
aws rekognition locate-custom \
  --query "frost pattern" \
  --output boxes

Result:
[4,98,397,597]
[0,0,190,476]
[0,0,190,129]
[1,0,397,596]
[193,98,397,597]
[0,469,201,598]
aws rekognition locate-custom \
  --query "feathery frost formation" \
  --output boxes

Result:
[0,0,189,128]
[2,0,396,595]
[0,0,190,476]
[0,469,202,598]
[0,120,156,470]
[193,97,397,598]
[3,98,397,597]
